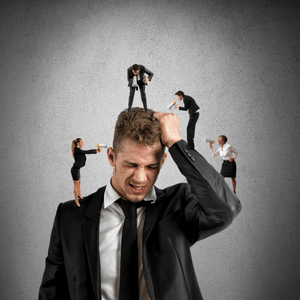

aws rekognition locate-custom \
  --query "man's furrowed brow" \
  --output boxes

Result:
[123,160,160,167]
[123,160,138,166]
[147,163,160,167]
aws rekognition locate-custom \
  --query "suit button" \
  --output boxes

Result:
[191,156,195,162]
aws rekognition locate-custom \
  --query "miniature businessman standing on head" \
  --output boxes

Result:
[174,91,200,150]
[127,64,154,112]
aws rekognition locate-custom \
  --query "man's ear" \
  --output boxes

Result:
[107,147,115,167]
[160,153,167,168]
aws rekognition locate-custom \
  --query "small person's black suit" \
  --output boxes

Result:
[73,147,97,169]
[39,140,241,300]
[127,64,154,112]
[71,147,97,180]
[179,95,200,149]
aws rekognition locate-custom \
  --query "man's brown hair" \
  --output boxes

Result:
[113,107,164,156]
[175,90,184,97]
[132,64,140,71]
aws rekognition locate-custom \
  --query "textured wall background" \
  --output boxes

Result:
[0,0,299,299]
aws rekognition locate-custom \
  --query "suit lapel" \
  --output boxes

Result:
[83,186,106,300]
[143,186,165,245]
[142,187,165,300]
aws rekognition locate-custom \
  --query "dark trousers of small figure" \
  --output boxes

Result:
[128,83,147,112]
[186,112,199,149]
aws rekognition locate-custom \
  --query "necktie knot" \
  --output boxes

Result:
[116,199,137,218]
[116,199,149,218]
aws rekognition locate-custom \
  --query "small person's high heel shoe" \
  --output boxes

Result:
[74,201,82,209]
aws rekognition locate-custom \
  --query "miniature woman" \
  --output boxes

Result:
[71,138,102,207]
[209,135,238,193]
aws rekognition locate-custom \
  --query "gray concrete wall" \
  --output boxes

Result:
[1,0,299,299]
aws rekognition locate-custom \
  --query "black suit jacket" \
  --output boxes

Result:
[127,65,154,87]
[73,147,97,169]
[179,95,200,115]
[39,140,241,300]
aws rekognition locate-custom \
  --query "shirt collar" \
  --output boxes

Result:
[221,143,230,150]
[103,179,157,209]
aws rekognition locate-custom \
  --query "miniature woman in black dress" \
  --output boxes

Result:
[71,138,102,207]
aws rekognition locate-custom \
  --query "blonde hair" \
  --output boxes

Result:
[71,138,81,157]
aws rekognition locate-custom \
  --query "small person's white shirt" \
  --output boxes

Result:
[210,143,238,161]
[99,180,156,300]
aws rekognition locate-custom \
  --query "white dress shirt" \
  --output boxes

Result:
[210,143,238,160]
[99,180,156,300]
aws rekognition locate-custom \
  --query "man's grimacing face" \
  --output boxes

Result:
[107,139,167,203]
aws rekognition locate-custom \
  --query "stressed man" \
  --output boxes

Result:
[39,107,241,300]
[127,64,154,112]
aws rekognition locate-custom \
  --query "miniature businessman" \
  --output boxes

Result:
[127,64,154,112]
[174,91,200,150]
[39,107,241,300]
